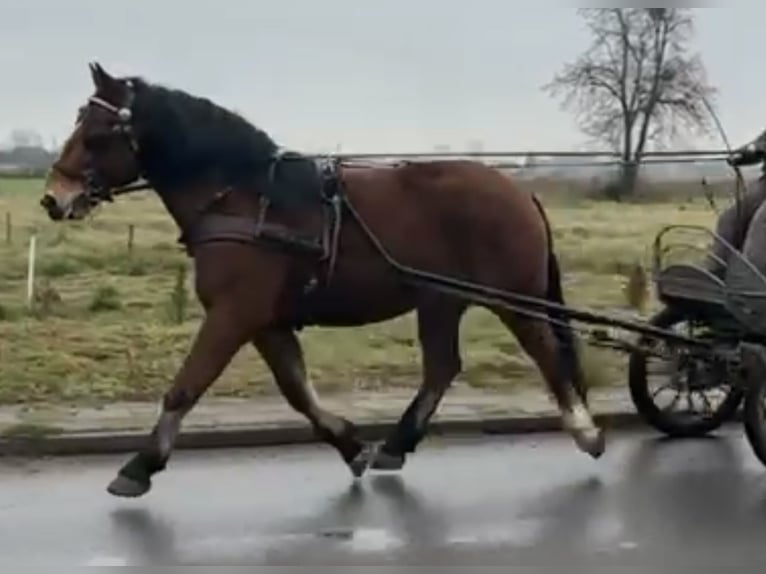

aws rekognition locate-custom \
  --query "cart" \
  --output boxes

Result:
[626,223,766,463]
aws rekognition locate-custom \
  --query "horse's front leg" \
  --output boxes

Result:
[107,303,254,498]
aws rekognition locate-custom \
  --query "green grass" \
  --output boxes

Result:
[0,176,724,406]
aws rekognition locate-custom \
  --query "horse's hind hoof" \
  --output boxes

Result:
[371,447,405,472]
[107,474,152,498]
[347,443,376,478]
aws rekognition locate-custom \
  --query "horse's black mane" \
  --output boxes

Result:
[129,77,279,188]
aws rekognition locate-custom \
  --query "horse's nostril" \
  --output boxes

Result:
[41,195,63,220]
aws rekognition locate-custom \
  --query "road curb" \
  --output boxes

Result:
[0,411,644,457]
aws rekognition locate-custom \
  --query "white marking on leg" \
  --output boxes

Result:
[562,396,604,457]
[563,401,596,434]
[303,378,347,436]
[313,408,347,436]
[156,408,184,459]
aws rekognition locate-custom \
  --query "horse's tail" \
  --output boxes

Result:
[529,194,588,403]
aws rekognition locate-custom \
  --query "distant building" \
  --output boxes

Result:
[0,145,56,177]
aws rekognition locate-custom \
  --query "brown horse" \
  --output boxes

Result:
[40,63,605,498]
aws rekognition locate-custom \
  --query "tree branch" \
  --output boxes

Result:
[543,7,716,185]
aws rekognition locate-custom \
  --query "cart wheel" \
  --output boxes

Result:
[744,355,766,467]
[628,307,743,438]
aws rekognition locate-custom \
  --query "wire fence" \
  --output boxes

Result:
[314,148,731,160]
[311,147,727,162]
[304,148,739,174]
[0,147,738,177]
[0,146,748,197]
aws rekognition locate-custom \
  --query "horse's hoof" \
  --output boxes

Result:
[347,443,375,478]
[371,447,405,471]
[107,474,152,498]
[574,428,606,459]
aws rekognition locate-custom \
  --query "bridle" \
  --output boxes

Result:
[52,80,152,210]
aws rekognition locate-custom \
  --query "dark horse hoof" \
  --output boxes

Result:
[371,446,406,471]
[107,474,152,498]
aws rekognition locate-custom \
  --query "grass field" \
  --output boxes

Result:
[0,175,727,406]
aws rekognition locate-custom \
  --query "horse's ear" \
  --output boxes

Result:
[89,62,116,92]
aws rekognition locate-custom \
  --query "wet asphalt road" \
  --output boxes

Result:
[3,429,766,568]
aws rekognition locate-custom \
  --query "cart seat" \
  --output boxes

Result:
[656,263,727,307]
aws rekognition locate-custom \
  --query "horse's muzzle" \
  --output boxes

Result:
[40,194,65,221]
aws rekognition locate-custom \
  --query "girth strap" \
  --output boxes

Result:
[185,213,326,258]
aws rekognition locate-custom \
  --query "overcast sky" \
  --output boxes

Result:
[0,2,759,153]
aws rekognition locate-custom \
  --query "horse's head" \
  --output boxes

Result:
[41,63,143,221]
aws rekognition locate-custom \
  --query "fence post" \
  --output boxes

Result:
[127,224,135,254]
[5,212,11,244]
[26,234,37,308]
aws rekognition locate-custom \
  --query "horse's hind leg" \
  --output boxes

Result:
[253,327,372,477]
[494,309,605,458]
[371,296,467,471]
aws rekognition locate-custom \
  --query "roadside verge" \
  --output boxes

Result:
[0,386,642,456]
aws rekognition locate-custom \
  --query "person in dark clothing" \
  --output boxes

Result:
[707,128,766,278]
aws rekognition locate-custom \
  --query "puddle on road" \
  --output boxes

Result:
[446,518,545,548]
[150,526,404,562]
[84,555,130,566]
[336,528,403,553]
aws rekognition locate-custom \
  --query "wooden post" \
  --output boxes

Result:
[26,234,37,308]
[127,224,135,254]
[5,212,11,244]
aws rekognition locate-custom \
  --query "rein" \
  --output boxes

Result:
[702,95,747,247]
[109,180,153,197]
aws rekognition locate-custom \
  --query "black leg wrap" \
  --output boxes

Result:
[107,452,166,498]
[119,452,167,484]
[314,418,363,464]
[381,436,417,457]
[382,391,430,456]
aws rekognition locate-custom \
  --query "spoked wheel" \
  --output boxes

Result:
[628,307,743,438]
[743,351,766,467]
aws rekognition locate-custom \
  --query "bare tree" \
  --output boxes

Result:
[543,8,717,199]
